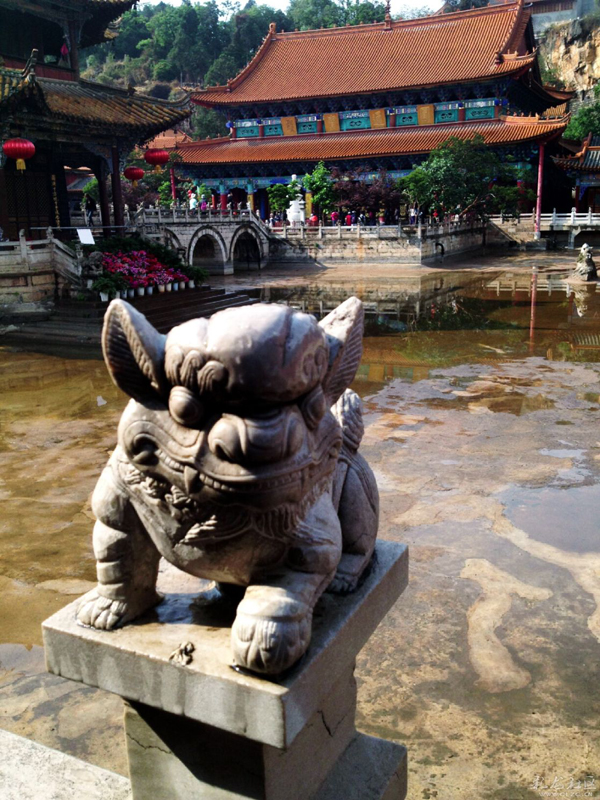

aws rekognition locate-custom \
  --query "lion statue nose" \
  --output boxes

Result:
[208,410,304,465]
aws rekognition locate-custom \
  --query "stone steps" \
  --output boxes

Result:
[4,289,259,348]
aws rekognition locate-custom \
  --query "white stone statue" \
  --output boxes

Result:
[574,243,598,281]
[287,174,305,226]
[76,298,379,675]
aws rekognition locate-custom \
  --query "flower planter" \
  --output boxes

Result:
[127,289,135,299]
[120,290,128,300]
[158,285,166,293]
[173,283,179,291]
[166,283,172,292]
[86,279,94,290]
[179,281,186,291]
[147,286,154,296]
[188,280,195,290]
[99,292,109,302]
[136,287,145,297]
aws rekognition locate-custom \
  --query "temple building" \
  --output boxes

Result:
[0,0,191,239]
[181,0,571,225]
[554,134,600,212]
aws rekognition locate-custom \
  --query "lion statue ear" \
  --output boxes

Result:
[319,297,364,406]
[102,300,167,402]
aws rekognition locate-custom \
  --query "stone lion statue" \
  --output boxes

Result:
[77,298,379,675]
[574,243,598,281]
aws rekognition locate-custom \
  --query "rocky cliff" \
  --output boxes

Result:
[539,16,600,103]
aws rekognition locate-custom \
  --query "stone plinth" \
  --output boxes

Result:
[43,540,408,800]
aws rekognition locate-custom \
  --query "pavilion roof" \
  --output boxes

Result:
[554,134,600,172]
[176,115,569,166]
[0,66,191,139]
[193,0,536,109]
[144,128,194,150]
[0,0,137,47]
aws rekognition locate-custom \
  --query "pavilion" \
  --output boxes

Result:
[181,0,571,230]
[0,0,191,240]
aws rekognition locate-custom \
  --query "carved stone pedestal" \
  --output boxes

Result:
[43,541,408,800]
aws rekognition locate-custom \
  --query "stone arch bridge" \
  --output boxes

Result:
[138,210,277,275]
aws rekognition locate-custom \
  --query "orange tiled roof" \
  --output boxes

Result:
[193,0,535,107]
[0,70,192,136]
[145,128,193,150]
[554,133,600,172]
[177,116,569,166]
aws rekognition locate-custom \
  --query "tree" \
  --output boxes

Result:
[266,179,300,215]
[304,162,336,217]
[443,0,488,10]
[564,88,600,140]
[400,135,534,222]
[288,0,341,30]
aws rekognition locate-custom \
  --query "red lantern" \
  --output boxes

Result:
[124,166,145,188]
[144,148,169,173]
[3,137,35,171]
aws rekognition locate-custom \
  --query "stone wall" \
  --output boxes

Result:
[0,269,56,321]
[268,227,485,265]
[420,227,485,260]
[540,16,600,102]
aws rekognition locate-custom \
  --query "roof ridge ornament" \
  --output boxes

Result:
[22,49,38,80]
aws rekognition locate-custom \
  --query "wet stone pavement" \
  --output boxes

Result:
[1,254,599,799]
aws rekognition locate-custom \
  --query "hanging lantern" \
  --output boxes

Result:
[144,148,169,173]
[3,137,35,171]
[124,166,145,188]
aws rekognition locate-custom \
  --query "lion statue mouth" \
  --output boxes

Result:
[120,459,323,545]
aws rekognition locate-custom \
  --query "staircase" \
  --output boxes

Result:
[3,285,259,348]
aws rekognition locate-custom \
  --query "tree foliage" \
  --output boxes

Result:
[266,179,300,213]
[400,135,534,219]
[564,88,600,140]
[443,0,488,10]
[304,162,336,214]
[332,167,402,211]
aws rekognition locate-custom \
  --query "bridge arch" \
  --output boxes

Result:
[230,224,268,272]
[188,227,228,274]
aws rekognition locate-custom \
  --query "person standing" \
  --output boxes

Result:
[84,194,96,227]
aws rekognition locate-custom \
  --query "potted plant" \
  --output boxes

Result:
[183,265,207,290]
[92,275,119,302]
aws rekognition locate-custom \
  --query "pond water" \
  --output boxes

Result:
[1,260,599,797]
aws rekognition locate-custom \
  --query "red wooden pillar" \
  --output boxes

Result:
[211,193,217,210]
[111,146,124,230]
[317,118,323,134]
[220,192,228,211]
[388,112,397,128]
[458,106,466,122]
[494,102,501,119]
[258,123,265,139]
[230,126,237,140]
[534,142,545,240]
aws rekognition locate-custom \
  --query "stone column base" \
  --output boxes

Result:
[44,541,409,800]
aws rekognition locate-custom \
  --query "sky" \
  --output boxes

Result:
[138,0,445,17]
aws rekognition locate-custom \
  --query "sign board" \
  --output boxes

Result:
[77,228,95,245]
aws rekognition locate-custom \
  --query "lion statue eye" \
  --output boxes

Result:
[169,386,204,426]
